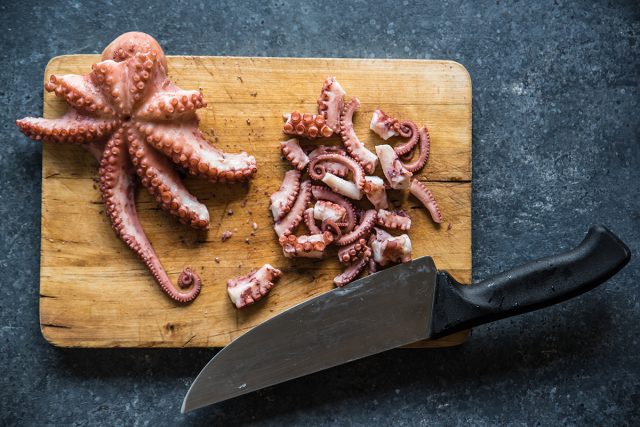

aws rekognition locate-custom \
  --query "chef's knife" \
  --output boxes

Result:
[182,224,630,412]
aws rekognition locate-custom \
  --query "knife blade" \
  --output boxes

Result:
[182,224,629,413]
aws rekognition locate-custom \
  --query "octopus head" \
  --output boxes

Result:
[101,32,168,71]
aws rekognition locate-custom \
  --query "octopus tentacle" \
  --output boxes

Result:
[99,128,201,303]
[227,264,281,309]
[308,153,365,198]
[16,111,118,144]
[274,181,312,236]
[336,209,377,246]
[303,208,322,234]
[377,209,412,231]
[334,256,369,287]
[337,238,371,264]
[136,90,207,120]
[270,169,301,221]
[369,109,398,140]
[375,144,412,190]
[313,200,346,223]
[283,112,333,138]
[280,138,309,170]
[339,97,378,174]
[370,227,412,267]
[409,179,442,224]
[400,126,431,173]
[311,185,357,232]
[45,74,116,117]
[127,128,209,229]
[321,219,343,238]
[320,173,363,200]
[363,175,389,210]
[279,231,333,258]
[317,76,346,132]
[392,120,419,156]
[136,121,257,183]
[307,145,350,177]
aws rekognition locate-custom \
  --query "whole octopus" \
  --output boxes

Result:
[269,77,442,289]
[16,32,258,303]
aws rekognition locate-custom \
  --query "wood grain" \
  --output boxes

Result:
[39,55,472,348]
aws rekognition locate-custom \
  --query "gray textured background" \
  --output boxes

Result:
[1,0,639,425]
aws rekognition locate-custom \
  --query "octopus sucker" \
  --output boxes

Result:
[283,111,333,139]
[127,129,209,229]
[370,227,413,267]
[363,175,389,210]
[99,128,201,303]
[377,209,412,231]
[409,178,442,224]
[339,97,378,174]
[279,231,334,258]
[317,76,346,132]
[270,169,301,221]
[274,180,312,237]
[16,32,260,303]
[375,144,412,190]
[400,126,431,173]
[336,209,377,246]
[280,138,309,170]
[227,264,282,309]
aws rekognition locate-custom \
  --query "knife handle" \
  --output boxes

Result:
[430,224,630,339]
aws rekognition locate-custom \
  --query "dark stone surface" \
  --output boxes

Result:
[1,0,638,425]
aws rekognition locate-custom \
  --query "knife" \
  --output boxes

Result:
[182,224,630,412]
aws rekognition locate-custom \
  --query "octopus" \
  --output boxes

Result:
[274,180,312,237]
[370,228,413,267]
[280,138,309,170]
[400,126,431,173]
[307,145,350,178]
[283,112,333,139]
[363,176,389,210]
[270,169,301,221]
[313,200,347,224]
[16,32,257,303]
[227,264,282,309]
[377,209,412,231]
[409,179,443,224]
[308,153,365,200]
[337,238,371,264]
[317,77,346,132]
[279,232,334,258]
[375,144,412,190]
[340,97,378,174]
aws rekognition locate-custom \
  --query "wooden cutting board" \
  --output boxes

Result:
[39,55,472,348]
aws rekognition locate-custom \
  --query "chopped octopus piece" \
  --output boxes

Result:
[322,173,363,200]
[227,264,282,309]
[370,228,412,266]
[409,178,442,224]
[317,77,346,132]
[283,112,333,139]
[313,200,346,223]
[303,207,322,234]
[280,138,309,170]
[307,145,350,177]
[337,238,371,264]
[369,109,398,140]
[363,176,389,210]
[274,180,312,236]
[270,169,301,221]
[337,209,377,246]
[377,209,412,231]
[399,126,431,173]
[311,185,357,232]
[375,144,412,190]
[279,231,334,258]
[339,97,378,174]
[308,152,365,195]
[334,256,368,287]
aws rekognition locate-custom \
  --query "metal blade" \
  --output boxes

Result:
[182,256,437,412]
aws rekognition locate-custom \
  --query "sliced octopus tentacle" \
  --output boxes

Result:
[336,209,377,246]
[136,121,257,183]
[280,138,309,170]
[317,76,346,132]
[307,145,350,177]
[320,173,363,200]
[311,185,357,232]
[393,120,420,157]
[337,238,371,264]
[274,180,312,237]
[16,111,118,144]
[375,144,412,190]
[409,178,442,224]
[227,264,281,309]
[308,153,365,195]
[283,112,333,138]
[370,227,412,267]
[334,256,369,287]
[279,231,333,259]
[99,128,201,303]
[303,208,322,234]
[339,97,378,174]
[400,126,431,173]
[377,209,412,231]
[363,175,389,210]
[369,109,398,140]
[127,128,209,229]
[270,169,301,221]
[313,200,346,224]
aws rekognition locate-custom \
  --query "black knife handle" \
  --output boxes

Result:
[430,224,630,339]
